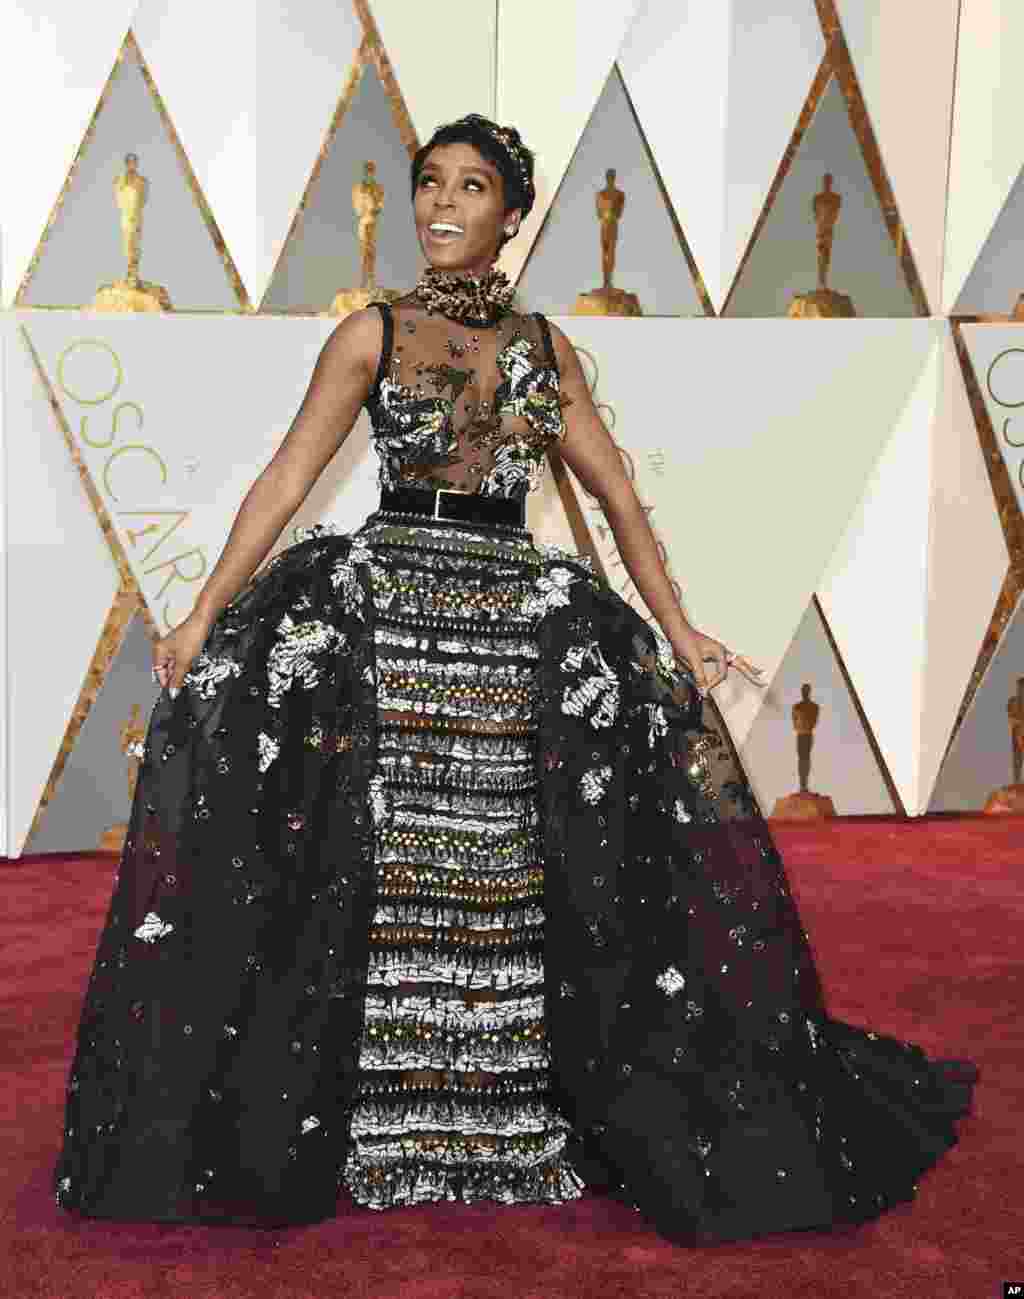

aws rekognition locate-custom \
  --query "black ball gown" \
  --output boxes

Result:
[52,291,978,1247]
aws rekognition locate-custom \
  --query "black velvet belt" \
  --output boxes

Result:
[378,484,526,528]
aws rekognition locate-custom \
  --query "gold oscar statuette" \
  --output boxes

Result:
[771,683,836,820]
[787,173,856,319]
[99,704,147,852]
[983,675,1024,814]
[572,168,642,317]
[329,160,399,319]
[93,152,172,312]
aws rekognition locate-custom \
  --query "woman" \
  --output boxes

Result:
[53,114,977,1247]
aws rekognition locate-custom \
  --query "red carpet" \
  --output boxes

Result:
[2,815,1021,1298]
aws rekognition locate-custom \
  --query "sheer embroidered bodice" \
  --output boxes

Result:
[365,296,567,500]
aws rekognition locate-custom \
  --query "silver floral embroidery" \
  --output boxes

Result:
[655,965,686,997]
[184,651,242,700]
[301,1116,321,1134]
[257,731,280,773]
[293,522,339,542]
[522,566,577,619]
[368,774,389,826]
[673,798,692,823]
[266,615,344,708]
[579,764,613,805]
[654,633,680,679]
[533,541,594,575]
[646,702,668,747]
[134,911,174,943]
[330,540,373,620]
[560,641,620,729]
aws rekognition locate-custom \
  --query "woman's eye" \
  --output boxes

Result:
[466,180,484,191]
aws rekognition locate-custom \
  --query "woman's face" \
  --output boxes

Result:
[413,141,521,276]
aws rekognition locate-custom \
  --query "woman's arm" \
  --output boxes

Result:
[547,320,761,694]
[153,305,382,690]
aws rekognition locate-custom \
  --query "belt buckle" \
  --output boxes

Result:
[434,487,470,520]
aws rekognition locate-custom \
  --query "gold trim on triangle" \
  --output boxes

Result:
[257,41,369,314]
[724,2,930,316]
[616,65,715,317]
[812,595,906,815]
[944,322,1023,747]
[814,0,929,314]
[722,53,833,315]
[25,588,143,846]
[258,1,421,314]
[356,0,420,157]
[15,30,251,312]
[517,63,712,315]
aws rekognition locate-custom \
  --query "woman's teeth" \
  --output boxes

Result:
[428,224,463,240]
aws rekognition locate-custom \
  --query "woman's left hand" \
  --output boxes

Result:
[671,629,765,696]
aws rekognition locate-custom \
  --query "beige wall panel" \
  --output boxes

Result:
[370,0,496,140]
[495,0,639,283]
[0,1,138,306]
[835,0,959,313]
[132,0,363,306]
[943,0,1024,311]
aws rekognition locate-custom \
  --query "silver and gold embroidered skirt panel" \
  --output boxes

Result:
[338,513,586,1209]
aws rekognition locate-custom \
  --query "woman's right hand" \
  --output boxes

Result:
[152,610,214,697]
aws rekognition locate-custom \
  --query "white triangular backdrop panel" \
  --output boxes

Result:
[371,0,496,142]
[496,0,640,284]
[4,316,122,855]
[943,0,1024,312]
[835,0,958,314]
[551,316,936,749]
[0,1,139,307]
[132,0,364,307]
[818,322,1007,813]
[619,0,824,313]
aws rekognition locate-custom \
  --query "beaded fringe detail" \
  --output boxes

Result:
[339,518,584,1210]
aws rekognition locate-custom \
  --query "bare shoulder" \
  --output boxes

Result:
[320,305,386,386]
[541,317,583,376]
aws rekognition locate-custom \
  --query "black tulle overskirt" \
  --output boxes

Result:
[52,514,978,1246]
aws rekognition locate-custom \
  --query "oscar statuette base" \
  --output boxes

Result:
[770,791,837,821]
[787,289,856,319]
[99,823,128,853]
[93,279,172,312]
[982,783,1024,815]
[328,286,399,320]
[572,286,642,317]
